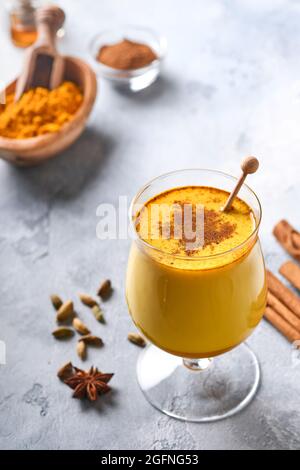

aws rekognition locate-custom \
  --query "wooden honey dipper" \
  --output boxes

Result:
[15,4,66,102]
[222,156,259,212]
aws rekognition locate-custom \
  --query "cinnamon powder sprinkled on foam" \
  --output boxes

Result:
[165,202,236,255]
[203,209,236,247]
[135,186,254,258]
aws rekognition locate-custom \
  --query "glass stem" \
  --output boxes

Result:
[183,357,213,371]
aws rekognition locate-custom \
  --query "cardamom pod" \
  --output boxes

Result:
[56,300,74,322]
[51,294,63,310]
[79,293,98,308]
[52,327,74,339]
[57,362,73,381]
[92,304,105,323]
[128,332,146,348]
[97,279,112,300]
[79,335,103,347]
[77,340,87,360]
[72,318,90,335]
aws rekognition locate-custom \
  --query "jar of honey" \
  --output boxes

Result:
[7,0,40,47]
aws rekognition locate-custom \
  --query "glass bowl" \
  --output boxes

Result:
[89,26,167,92]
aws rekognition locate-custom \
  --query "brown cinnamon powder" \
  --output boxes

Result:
[160,202,236,255]
[97,39,158,70]
[203,209,236,247]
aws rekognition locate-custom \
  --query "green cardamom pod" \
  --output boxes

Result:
[51,294,63,311]
[56,300,74,322]
[79,293,98,308]
[128,332,146,348]
[97,279,112,300]
[76,340,87,360]
[73,318,90,335]
[92,305,105,323]
[52,327,74,339]
[79,335,103,347]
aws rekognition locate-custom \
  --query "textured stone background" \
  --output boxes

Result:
[1,0,300,450]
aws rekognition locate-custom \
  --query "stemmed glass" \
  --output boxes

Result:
[126,169,266,422]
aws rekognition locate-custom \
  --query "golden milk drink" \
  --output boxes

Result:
[126,186,267,358]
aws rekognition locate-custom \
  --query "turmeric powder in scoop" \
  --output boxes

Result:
[0,81,83,139]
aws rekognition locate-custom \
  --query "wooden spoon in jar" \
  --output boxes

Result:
[222,156,259,212]
[15,5,66,102]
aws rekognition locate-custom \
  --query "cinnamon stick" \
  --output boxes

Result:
[292,231,300,249]
[273,220,300,262]
[265,306,300,342]
[267,270,300,319]
[267,291,300,331]
[279,261,300,290]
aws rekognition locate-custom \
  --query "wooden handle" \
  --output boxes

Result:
[222,156,259,212]
[35,5,65,51]
[241,156,259,175]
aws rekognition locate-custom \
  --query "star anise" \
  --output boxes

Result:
[64,366,114,401]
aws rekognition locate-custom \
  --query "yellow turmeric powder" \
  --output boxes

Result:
[0,81,83,139]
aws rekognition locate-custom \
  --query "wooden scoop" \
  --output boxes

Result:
[15,5,65,101]
[222,156,259,212]
[0,56,97,166]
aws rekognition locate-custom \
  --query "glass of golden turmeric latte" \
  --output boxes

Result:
[126,169,266,422]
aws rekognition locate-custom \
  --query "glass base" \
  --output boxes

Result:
[136,343,260,422]
[109,68,160,92]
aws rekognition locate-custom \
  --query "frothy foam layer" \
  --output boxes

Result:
[136,186,255,260]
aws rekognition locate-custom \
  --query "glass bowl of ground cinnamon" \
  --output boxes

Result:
[89,26,166,92]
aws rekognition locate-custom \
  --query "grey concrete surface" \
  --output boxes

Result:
[1,0,300,450]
